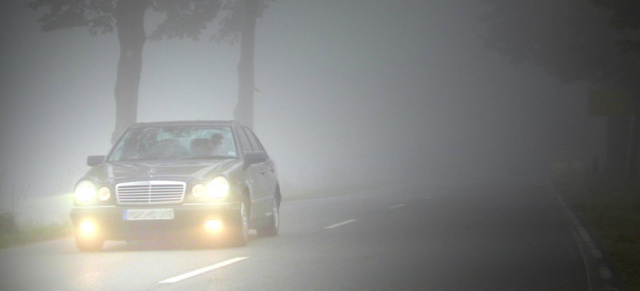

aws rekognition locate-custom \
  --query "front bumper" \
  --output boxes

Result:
[70,202,242,240]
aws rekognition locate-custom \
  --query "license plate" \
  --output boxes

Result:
[124,209,174,221]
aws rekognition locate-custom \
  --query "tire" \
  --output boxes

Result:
[75,233,104,252]
[227,201,249,247]
[257,199,279,237]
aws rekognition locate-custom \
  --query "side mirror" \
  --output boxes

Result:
[244,151,268,166]
[87,155,105,167]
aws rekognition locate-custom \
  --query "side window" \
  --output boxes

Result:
[253,134,265,151]
[242,127,264,151]
[236,127,253,152]
[249,129,266,151]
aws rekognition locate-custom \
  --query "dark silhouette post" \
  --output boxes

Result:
[627,98,640,182]
[234,0,258,129]
[30,0,223,144]
[112,0,149,143]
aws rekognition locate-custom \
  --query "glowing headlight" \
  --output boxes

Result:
[192,184,206,198]
[75,180,97,203]
[206,176,229,199]
[97,187,111,201]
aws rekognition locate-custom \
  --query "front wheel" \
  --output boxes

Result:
[257,199,279,237]
[226,201,249,247]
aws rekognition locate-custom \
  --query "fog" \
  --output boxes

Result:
[0,0,605,204]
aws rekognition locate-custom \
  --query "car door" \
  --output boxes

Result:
[244,127,276,199]
[236,127,264,214]
[241,127,275,216]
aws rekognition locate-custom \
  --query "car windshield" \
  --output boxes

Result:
[107,125,237,162]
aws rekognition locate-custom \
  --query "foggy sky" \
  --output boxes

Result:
[0,0,605,199]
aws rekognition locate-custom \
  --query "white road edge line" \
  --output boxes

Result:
[159,257,249,284]
[390,204,405,209]
[324,219,357,229]
[555,193,593,291]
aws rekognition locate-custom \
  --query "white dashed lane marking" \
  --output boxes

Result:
[389,204,405,209]
[159,257,249,284]
[324,219,357,229]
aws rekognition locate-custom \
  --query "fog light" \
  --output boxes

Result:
[205,219,222,232]
[79,221,97,235]
[192,184,205,199]
[97,187,111,201]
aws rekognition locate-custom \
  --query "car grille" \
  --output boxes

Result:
[116,181,186,205]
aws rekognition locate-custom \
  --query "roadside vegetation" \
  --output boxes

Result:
[552,164,640,290]
[0,191,72,250]
[0,217,72,249]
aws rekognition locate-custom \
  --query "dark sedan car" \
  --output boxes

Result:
[71,121,281,251]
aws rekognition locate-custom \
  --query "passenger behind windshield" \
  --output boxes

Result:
[190,134,224,158]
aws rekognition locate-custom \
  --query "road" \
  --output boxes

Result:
[0,183,598,290]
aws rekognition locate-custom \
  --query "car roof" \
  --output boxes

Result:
[129,120,244,128]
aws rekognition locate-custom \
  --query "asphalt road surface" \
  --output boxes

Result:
[0,183,602,290]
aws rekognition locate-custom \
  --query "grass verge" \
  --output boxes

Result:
[0,212,73,249]
[554,173,640,290]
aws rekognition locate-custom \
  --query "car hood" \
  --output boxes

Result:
[88,159,240,182]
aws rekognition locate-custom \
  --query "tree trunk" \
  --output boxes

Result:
[605,115,631,175]
[234,0,258,129]
[626,96,640,183]
[112,0,148,143]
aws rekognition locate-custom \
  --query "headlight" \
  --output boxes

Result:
[206,176,229,199]
[192,183,206,198]
[191,176,229,200]
[75,180,97,203]
[97,187,111,201]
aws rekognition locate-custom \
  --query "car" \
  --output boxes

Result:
[70,120,281,251]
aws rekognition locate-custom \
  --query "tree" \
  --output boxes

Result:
[235,0,258,129]
[590,0,640,52]
[481,0,640,180]
[588,1,640,180]
[214,0,272,129]
[29,0,222,143]
[144,0,273,129]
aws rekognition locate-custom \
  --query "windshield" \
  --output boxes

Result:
[107,125,237,162]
